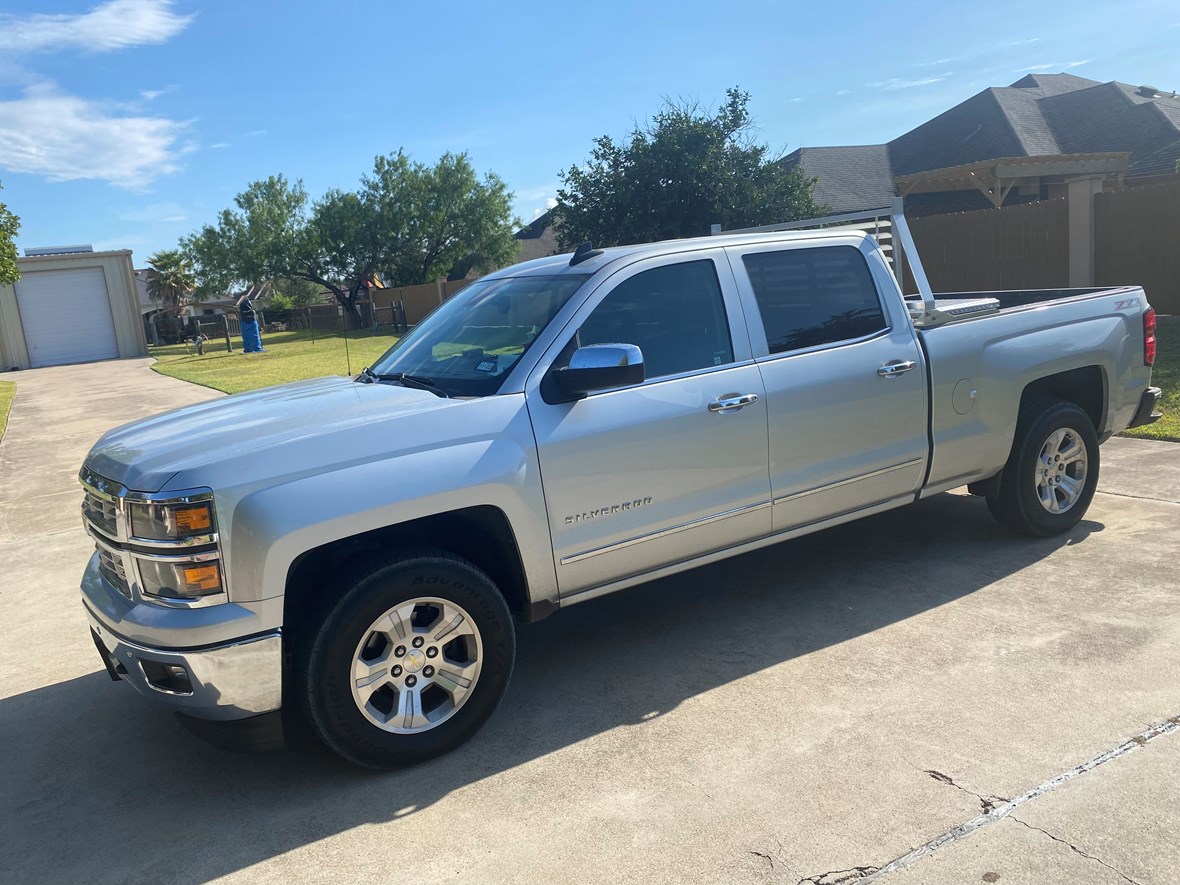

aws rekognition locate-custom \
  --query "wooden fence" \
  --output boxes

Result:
[903,198,1070,294]
[369,279,472,325]
[1095,180,1180,314]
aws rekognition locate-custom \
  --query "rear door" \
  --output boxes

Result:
[725,237,928,532]
[525,250,771,596]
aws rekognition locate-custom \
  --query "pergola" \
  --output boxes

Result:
[894,152,1130,208]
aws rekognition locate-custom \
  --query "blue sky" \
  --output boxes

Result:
[1,0,1177,263]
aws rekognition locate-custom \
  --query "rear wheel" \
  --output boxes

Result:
[296,551,515,769]
[986,401,1099,537]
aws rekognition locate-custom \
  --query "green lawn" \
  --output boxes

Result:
[150,329,400,394]
[1122,315,1178,442]
[0,380,14,443]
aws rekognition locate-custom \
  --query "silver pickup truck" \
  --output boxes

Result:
[79,209,1161,768]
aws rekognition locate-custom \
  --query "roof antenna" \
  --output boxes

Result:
[569,241,604,266]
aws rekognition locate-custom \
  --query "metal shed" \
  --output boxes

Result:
[0,249,147,371]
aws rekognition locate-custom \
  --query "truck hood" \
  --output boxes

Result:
[86,376,458,491]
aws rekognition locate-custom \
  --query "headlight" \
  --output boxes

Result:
[129,500,215,542]
[137,557,224,601]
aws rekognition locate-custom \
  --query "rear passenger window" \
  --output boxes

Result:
[579,259,734,379]
[741,246,887,353]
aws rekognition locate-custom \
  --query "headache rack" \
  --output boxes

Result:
[711,196,999,329]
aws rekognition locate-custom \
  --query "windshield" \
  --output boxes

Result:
[368,273,591,397]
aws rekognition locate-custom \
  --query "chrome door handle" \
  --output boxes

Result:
[709,392,759,412]
[878,360,917,378]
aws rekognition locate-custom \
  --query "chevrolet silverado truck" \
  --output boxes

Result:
[79,209,1161,768]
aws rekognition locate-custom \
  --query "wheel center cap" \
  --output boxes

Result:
[403,649,427,673]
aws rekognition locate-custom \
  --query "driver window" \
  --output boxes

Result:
[578,259,734,380]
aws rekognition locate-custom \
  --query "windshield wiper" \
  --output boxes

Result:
[361,368,449,398]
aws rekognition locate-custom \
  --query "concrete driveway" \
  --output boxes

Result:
[2,358,1177,885]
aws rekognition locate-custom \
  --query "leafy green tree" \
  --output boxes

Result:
[182,153,519,325]
[0,181,20,286]
[267,276,324,310]
[366,151,520,285]
[556,88,826,249]
[145,249,195,316]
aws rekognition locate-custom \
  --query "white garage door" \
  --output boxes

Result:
[15,269,120,368]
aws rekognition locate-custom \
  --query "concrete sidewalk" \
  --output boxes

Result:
[1,358,1177,885]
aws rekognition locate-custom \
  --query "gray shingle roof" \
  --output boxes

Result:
[789,73,1180,211]
[783,145,895,213]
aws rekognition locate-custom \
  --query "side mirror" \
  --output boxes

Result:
[553,343,645,398]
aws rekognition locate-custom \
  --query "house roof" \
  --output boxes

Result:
[783,145,895,213]
[791,74,1180,212]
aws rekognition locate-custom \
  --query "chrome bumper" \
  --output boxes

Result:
[82,553,282,721]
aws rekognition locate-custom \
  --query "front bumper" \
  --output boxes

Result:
[1128,386,1163,428]
[82,552,283,722]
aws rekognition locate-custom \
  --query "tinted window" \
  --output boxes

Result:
[579,260,734,379]
[742,246,887,353]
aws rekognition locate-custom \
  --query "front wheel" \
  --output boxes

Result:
[986,400,1099,537]
[296,551,516,769]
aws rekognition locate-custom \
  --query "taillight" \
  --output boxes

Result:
[1143,308,1156,367]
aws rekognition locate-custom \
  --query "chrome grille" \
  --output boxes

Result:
[97,547,132,599]
[82,489,119,538]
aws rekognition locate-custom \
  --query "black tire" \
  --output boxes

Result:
[296,550,515,769]
[986,400,1099,537]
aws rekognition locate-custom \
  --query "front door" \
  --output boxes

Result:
[525,251,772,596]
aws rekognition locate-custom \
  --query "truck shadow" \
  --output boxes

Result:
[3,492,1101,884]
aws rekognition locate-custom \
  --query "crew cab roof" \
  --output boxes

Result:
[483,228,872,280]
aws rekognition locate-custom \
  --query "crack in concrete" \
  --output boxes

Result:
[922,769,1008,814]
[749,850,775,871]
[1009,816,1143,885]
[796,866,880,885]
[790,715,1179,884]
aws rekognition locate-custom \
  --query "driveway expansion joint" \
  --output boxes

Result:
[1008,815,1143,885]
[792,715,1179,884]
[796,867,880,885]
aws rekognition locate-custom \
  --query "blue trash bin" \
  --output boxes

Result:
[241,318,264,353]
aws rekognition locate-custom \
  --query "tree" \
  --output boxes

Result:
[267,276,324,310]
[0,181,20,286]
[145,249,195,316]
[182,153,519,326]
[556,88,826,249]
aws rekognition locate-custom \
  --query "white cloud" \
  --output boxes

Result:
[790,97,804,103]
[208,142,230,149]
[139,85,176,101]
[0,83,187,188]
[868,75,950,91]
[115,201,188,223]
[530,197,557,221]
[836,90,852,96]
[1019,60,1091,73]
[0,0,193,54]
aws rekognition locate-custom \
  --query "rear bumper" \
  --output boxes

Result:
[1128,386,1163,428]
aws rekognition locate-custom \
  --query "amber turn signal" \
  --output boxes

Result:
[175,505,213,533]
[182,564,222,592]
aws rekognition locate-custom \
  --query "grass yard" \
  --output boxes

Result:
[1122,315,1178,442]
[0,379,14,443]
[150,329,400,394]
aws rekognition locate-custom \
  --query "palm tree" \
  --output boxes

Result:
[145,249,195,317]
